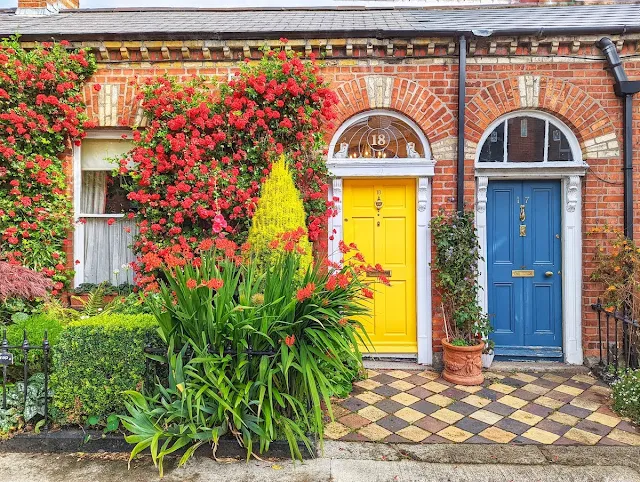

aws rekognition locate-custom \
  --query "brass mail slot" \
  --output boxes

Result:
[367,270,392,278]
[512,270,534,278]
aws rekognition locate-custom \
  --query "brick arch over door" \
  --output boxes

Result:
[330,76,455,147]
[466,75,619,156]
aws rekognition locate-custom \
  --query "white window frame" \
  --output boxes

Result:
[73,129,133,287]
[476,111,584,168]
[327,110,436,364]
[474,111,587,365]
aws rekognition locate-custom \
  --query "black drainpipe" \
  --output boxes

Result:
[596,37,640,239]
[457,35,467,213]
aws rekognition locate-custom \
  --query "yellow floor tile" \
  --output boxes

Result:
[354,379,382,391]
[487,383,516,394]
[366,369,380,378]
[388,380,416,391]
[396,425,431,442]
[358,423,392,441]
[509,410,543,426]
[521,384,550,396]
[534,396,565,410]
[542,374,568,383]
[356,391,385,404]
[455,384,483,394]
[426,394,454,407]
[607,428,640,446]
[569,397,600,412]
[484,372,505,380]
[395,407,425,423]
[418,370,440,380]
[521,427,560,444]
[554,385,584,396]
[470,409,503,425]
[585,412,621,428]
[479,426,516,443]
[461,394,492,408]
[571,374,597,385]
[437,426,473,442]
[357,405,387,422]
[564,427,602,445]
[331,404,352,419]
[498,395,528,409]
[547,411,580,427]
[387,370,411,379]
[423,381,449,393]
[391,392,421,406]
[588,385,611,396]
[431,408,464,424]
[511,373,538,383]
[325,422,350,439]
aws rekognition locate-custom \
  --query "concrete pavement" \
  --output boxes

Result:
[0,441,639,481]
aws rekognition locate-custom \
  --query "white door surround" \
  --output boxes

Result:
[327,110,436,365]
[475,111,587,365]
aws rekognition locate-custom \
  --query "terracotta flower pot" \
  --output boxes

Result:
[441,338,485,386]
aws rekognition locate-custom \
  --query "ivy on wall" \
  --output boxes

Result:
[0,37,96,293]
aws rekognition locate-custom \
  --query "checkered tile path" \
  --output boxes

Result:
[325,369,640,446]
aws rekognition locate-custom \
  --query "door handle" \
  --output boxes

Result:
[544,271,553,277]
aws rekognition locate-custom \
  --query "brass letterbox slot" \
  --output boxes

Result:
[512,269,534,278]
[367,270,392,278]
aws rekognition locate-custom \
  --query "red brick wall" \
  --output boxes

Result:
[74,42,640,361]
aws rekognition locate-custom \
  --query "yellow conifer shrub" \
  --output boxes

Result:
[248,155,313,272]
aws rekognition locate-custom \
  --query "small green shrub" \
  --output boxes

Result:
[52,314,159,425]
[611,369,640,424]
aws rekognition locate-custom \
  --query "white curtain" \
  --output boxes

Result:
[81,171,107,214]
[83,218,137,285]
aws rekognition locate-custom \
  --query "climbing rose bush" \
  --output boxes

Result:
[0,37,96,294]
[121,46,338,289]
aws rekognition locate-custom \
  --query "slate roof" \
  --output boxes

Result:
[1,4,640,40]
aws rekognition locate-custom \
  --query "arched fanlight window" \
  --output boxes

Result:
[329,111,429,160]
[478,113,578,163]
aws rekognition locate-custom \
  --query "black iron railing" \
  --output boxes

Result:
[592,300,640,382]
[0,329,51,427]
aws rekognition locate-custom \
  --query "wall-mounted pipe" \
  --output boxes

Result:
[596,37,640,239]
[457,35,466,213]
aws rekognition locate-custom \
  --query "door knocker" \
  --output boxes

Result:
[519,204,526,222]
[375,195,383,211]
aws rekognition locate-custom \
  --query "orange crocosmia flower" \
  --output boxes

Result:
[186,279,198,290]
[285,334,296,346]
[296,282,316,302]
[269,239,280,249]
[326,275,337,291]
[362,288,374,299]
[355,252,365,262]
[198,238,214,251]
[338,317,348,326]
[207,278,224,290]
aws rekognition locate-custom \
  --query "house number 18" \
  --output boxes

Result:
[370,134,387,146]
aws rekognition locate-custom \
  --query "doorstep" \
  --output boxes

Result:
[326,368,640,446]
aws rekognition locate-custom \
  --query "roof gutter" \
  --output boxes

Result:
[596,37,640,239]
[457,34,466,213]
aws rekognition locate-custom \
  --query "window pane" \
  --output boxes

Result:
[478,122,505,162]
[333,115,424,159]
[546,124,574,161]
[81,138,134,170]
[506,116,545,162]
[81,172,133,214]
[83,218,137,285]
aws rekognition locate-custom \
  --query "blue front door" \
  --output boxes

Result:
[487,180,562,358]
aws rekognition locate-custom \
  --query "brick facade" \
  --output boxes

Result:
[50,33,640,363]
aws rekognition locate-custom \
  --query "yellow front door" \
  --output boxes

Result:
[343,178,417,353]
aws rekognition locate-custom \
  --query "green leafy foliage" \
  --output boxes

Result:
[0,373,51,434]
[51,313,160,425]
[430,210,491,345]
[3,313,62,376]
[611,369,640,424]
[122,236,372,476]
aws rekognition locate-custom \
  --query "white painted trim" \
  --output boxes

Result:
[328,109,432,160]
[475,110,584,168]
[72,130,133,288]
[475,170,584,365]
[327,160,436,178]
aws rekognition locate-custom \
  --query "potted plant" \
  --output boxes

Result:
[482,339,496,369]
[431,210,491,385]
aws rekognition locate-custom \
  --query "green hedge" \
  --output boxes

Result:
[5,314,63,376]
[51,314,159,424]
